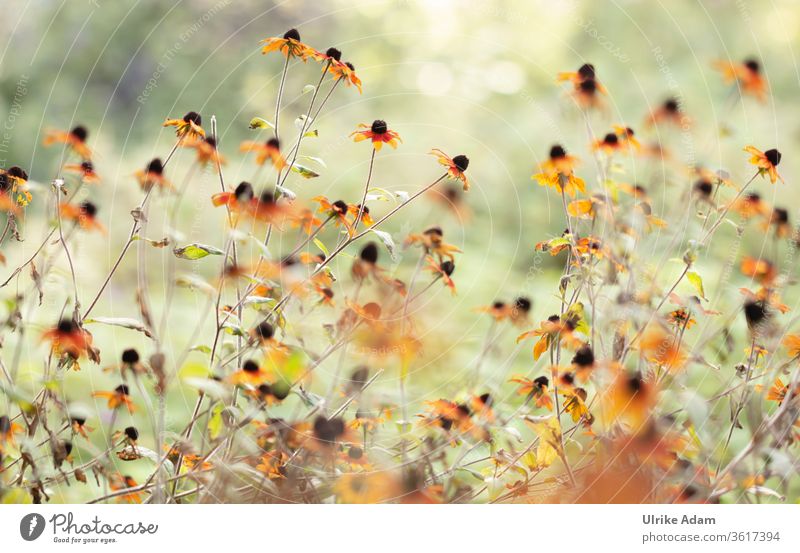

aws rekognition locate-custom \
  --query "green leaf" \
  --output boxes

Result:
[313,237,329,257]
[299,155,326,168]
[248,117,275,130]
[290,163,320,179]
[686,271,706,300]
[173,243,225,260]
[208,404,225,439]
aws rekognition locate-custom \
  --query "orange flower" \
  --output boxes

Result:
[430,149,470,191]
[135,158,171,191]
[714,58,768,102]
[517,310,584,360]
[163,111,205,139]
[256,451,288,479]
[313,196,354,235]
[533,144,585,198]
[64,161,100,183]
[347,203,374,227]
[639,325,686,373]
[562,387,593,424]
[613,125,641,151]
[351,120,402,151]
[405,226,461,262]
[604,370,656,430]
[211,181,254,213]
[43,125,92,160]
[0,415,23,452]
[476,301,511,321]
[239,138,287,170]
[730,192,767,218]
[509,375,553,411]
[329,60,362,93]
[571,343,595,382]
[646,98,690,127]
[783,334,800,358]
[59,201,106,234]
[744,146,783,184]
[424,256,456,295]
[766,378,798,405]
[188,136,226,167]
[228,359,271,386]
[93,384,136,413]
[0,166,31,207]
[260,28,315,60]
[70,416,93,439]
[593,131,623,154]
[109,474,142,503]
[740,256,776,285]
[42,318,94,360]
[763,208,790,238]
[557,63,606,108]
[667,308,696,329]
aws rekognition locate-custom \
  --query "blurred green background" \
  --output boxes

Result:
[1,0,799,502]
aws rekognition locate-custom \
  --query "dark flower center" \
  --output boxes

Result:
[774,208,789,224]
[572,345,595,367]
[234,182,254,202]
[124,426,139,441]
[266,137,281,150]
[440,260,455,276]
[71,416,86,426]
[743,300,768,327]
[514,297,531,312]
[255,321,274,340]
[80,201,97,217]
[115,384,130,396]
[359,242,379,264]
[744,58,760,73]
[332,199,348,214]
[183,111,202,125]
[764,148,781,166]
[492,301,505,310]
[578,79,597,93]
[479,392,493,406]
[0,415,10,433]
[694,179,713,196]
[121,348,140,364]
[626,373,643,394]
[257,383,272,396]
[81,161,94,172]
[664,98,679,113]
[242,360,260,373]
[424,226,443,238]
[577,63,596,80]
[603,132,619,145]
[325,47,342,61]
[348,446,363,459]
[147,158,164,175]
[8,166,28,180]
[345,61,355,71]
[259,190,275,204]
[283,28,301,41]
[370,119,388,134]
[549,144,566,159]
[313,415,345,443]
[204,137,217,148]
[533,376,549,388]
[70,125,89,142]
[452,154,469,172]
[57,318,76,333]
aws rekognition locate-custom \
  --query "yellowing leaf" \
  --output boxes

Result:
[173,243,225,260]
[686,271,706,300]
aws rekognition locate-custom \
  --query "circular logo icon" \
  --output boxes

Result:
[20,513,46,541]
